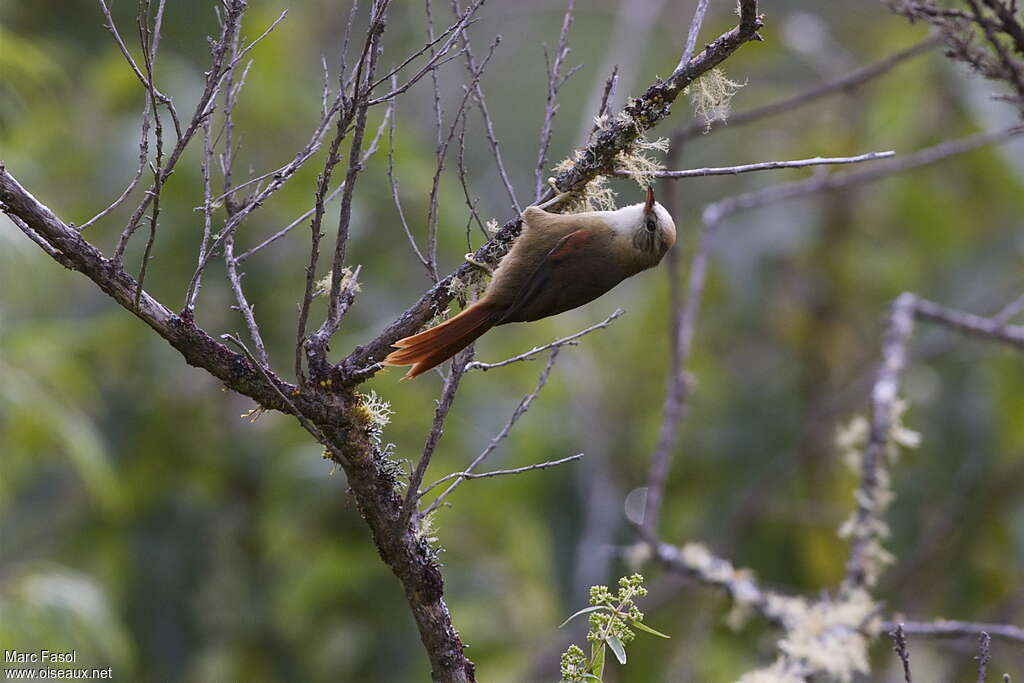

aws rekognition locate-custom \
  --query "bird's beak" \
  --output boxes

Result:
[644,186,655,213]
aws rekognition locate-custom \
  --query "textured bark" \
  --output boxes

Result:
[0,166,475,682]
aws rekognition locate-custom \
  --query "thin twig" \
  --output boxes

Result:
[890,624,913,683]
[992,291,1024,325]
[364,0,485,105]
[976,631,992,683]
[534,0,576,201]
[183,92,345,315]
[236,103,391,264]
[466,309,624,370]
[454,115,487,245]
[676,0,711,72]
[384,81,431,272]
[701,127,1024,226]
[368,14,478,91]
[77,95,152,231]
[96,0,179,134]
[220,334,348,467]
[423,36,501,281]
[677,36,941,140]
[584,66,619,145]
[396,347,473,534]
[419,454,583,497]
[422,348,561,517]
[914,296,1024,349]
[134,0,165,310]
[114,1,269,263]
[185,114,216,314]
[224,234,269,368]
[842,292,916,593]
[879,620,1024,644]
[615,151,895,179]
[314,4,387,348]
[451,0,521,213]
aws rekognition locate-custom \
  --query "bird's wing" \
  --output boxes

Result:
[498,229,603,324]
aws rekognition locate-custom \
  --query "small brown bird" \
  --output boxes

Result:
[383,187,676,379]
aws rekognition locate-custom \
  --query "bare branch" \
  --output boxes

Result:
[384,85,431,272]
[976,630,992,683]
[183,93,344,316]
[397,347,473,534]
[423,36,501,281]
[368,14,478,91]
[677,36,940,140]
[235,102,391,264]
[676,0,711,72]
[366,1,484,104]
[220,334,345,465]
[113,0,252,262]
[993,291,1024,325]
[890,624,913,683]
[4,212,74,269]
[133,0,166,309]
[451,0,521,213]
[422,348,561,517]
[913,296,1024,349]
[317,8,386,342]
[466,308,624,371]
[224,235,269,368]
[615,150,895,179]
[584,66,619,145]
[184,115,216,313]
[420,454,583,497]
[880,619,1024,644]
[702,127,1024,226]
[842,293,916,593]
[96,0,179,134]
[77,95,152,231]
[534,0,576,201]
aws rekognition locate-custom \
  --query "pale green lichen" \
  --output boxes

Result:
[313,266,361,298]
[549,108,670,212]
[836,400,920,588]
[687,67,744,132]
[354,389,393,445]
[446,271,488,305]
[739,590,876,683]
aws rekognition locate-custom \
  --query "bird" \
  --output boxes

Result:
[383,187,676,379]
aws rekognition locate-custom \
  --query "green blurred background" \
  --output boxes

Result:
[2,1,1023,680]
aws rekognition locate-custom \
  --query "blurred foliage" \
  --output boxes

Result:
[2,1,1023,681]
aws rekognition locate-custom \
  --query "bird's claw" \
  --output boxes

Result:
[464,253,494,275]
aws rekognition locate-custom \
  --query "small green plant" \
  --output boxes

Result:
[558,573,669,682]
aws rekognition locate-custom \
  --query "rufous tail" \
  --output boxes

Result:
[382,303,498,379]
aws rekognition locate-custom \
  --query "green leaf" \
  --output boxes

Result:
[558,605,605,628]
[629,619,671,639]
[590,641,605,680]
[605,634,627,665]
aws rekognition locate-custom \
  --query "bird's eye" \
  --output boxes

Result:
[645,218,656,232]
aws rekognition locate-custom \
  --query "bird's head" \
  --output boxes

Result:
[628,186,676,257]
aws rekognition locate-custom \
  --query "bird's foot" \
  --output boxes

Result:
[463,253,494,275]
[532,177,579,211]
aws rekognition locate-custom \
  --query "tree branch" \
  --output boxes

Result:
[615,150,895,179]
